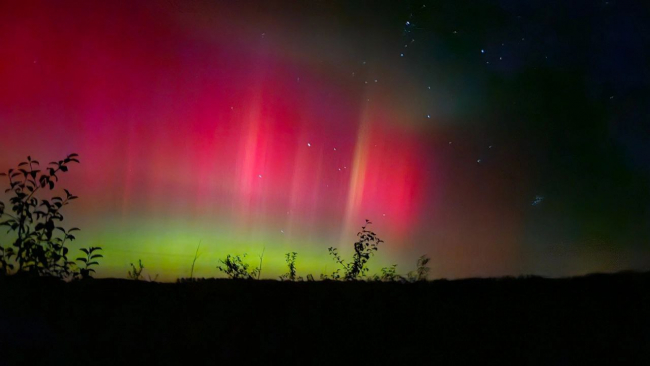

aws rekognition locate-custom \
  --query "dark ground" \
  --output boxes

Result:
[1,272,649,365]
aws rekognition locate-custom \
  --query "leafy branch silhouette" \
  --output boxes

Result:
[0,154,100,279]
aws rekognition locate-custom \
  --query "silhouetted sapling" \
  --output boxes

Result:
[0,154,93,279]
[280,252,302,281]
[327,219,384,280]
[127,259,145,280]
[75,246,103,279]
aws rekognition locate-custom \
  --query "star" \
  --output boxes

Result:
[307,142,311,147]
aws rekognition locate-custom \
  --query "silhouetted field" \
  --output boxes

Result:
[1,272,649,365]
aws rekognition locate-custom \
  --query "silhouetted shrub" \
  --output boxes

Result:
[216,254,259,279]
[373,264,404,282]
[0,154,91,279]
[407,255,430,282]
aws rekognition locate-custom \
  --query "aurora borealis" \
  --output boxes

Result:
[1,0,649,281]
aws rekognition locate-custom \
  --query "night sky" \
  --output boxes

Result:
[1,0,649,280]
